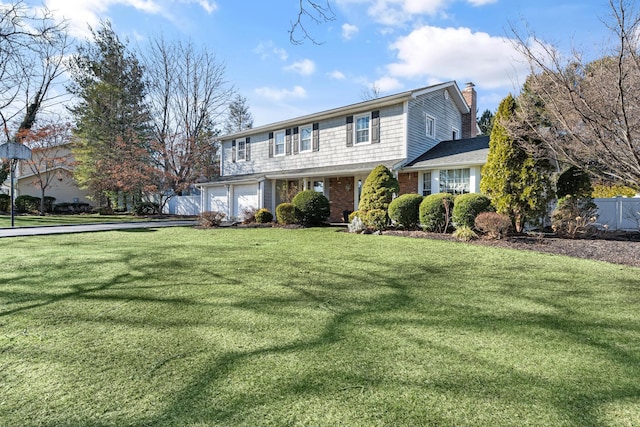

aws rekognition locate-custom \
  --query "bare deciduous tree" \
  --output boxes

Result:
[142,37,233,209]
[290,0,335,45]
[510,0,640,189]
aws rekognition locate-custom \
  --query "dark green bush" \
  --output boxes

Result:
[276,203,298,225]
[54,202,93,214]
[292,190,330,225]
[254,208,273,223]
[452,193,492,228]
[15,195,40,213]
[388,193,423,228]
[557,166,592,199]
[43,196,56,213]
[419,193,455,233]
[0,194,10,212]
[359,165,399,213]
[133,201,159,216]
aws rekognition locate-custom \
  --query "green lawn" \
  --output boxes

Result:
[0,213,181,228]
[1,227,639,426]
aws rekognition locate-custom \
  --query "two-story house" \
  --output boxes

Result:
[197,81,489,222]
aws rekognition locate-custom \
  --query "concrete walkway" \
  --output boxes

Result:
[0,220,197,238]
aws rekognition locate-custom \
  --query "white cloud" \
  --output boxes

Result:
[336,0,494,26]
[255,86,307,102]
[42,0,217,39]
[386,25,529,89]
[373,76,403,92]
[254,41,288,61]
[284,59,316,76]
[342,23,359,40]
[329,70,347,79]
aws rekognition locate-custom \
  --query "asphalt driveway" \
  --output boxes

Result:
[0,220,197,238]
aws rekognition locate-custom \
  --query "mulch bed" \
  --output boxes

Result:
[383,230,640,268]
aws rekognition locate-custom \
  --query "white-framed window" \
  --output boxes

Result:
[274,130,285,156]
[426,114,436,138]
[313,180,324,193]
[452,128,459,140]
[355,113,370,144]
[236,139,246,161]
[439,168,470,195]
[422,172,432,196]
[300,125,312,152]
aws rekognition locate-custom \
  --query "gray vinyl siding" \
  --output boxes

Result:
[221,103,406,176]
[406,88,464,163]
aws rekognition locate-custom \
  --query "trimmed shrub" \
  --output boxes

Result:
[388,193,423,229]
[359,165,399,213]
[276,203,298,225]
[44,196,56,213]
[292,190,330,225]
[474,212,511,239]
[15,195,40,213]
[419,193,455,233]
[551,195,598,238]
[452,225,478,242]
[198,210,226,228]
[133,201,159,216]
[452,193,492,228]
[255,208,273,224]
[0,194,10,212]
[363,209,388,231]
[54,202,93,214]
[556,166,592,199]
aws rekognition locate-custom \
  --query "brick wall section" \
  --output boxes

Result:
[398,172,419,195]
[462,82,477,138]
[329,177,354,222]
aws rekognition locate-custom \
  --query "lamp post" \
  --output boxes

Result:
[0,142,32,228]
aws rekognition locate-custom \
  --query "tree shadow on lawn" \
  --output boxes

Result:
[131,258,640,426]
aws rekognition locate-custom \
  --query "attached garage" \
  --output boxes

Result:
[232,183,259,218]
[208,186,228,213]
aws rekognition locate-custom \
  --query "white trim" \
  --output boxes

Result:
[274,130,286,157]
[299,124,313,153]
[236,138,246,161]
[426,114,436,138]
[354,112,371,145]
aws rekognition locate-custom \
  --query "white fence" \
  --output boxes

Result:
[163,195,201,216]
[594,197,640,231]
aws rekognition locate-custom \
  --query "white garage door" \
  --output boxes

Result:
[208,186,228,214]
[233,184,259,218]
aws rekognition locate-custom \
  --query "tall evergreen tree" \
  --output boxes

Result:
[477,109,494,136]
[224,94,253,134]
[480,94,553,232]
[66,21,151,204]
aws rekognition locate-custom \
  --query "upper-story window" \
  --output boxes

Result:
[236,139,246,161]
[274,130,285,156]
[355,113,370,144]
[300,125,312,152]
[426,114,436,138]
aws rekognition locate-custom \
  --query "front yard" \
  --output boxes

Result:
[1,227,639,426]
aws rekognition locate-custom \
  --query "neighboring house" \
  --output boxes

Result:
[15,143,93,207]
[197,81,487,222]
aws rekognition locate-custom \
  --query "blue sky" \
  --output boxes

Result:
[33,0,613,127]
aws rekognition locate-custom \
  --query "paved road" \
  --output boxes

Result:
[0,220,197,238]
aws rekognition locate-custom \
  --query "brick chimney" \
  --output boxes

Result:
[461,82,477,138]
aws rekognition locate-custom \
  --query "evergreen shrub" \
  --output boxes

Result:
[363,209,388,231]
[419,193,455,233]
[452,193,492,228]
[292,190,330,225]
[388,193,423,229]
[0,194,10,212]
[276,203,298,225]
[254,208,273,223]
[15,195,40,213]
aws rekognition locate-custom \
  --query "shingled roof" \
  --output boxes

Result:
[404,136,489,169]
